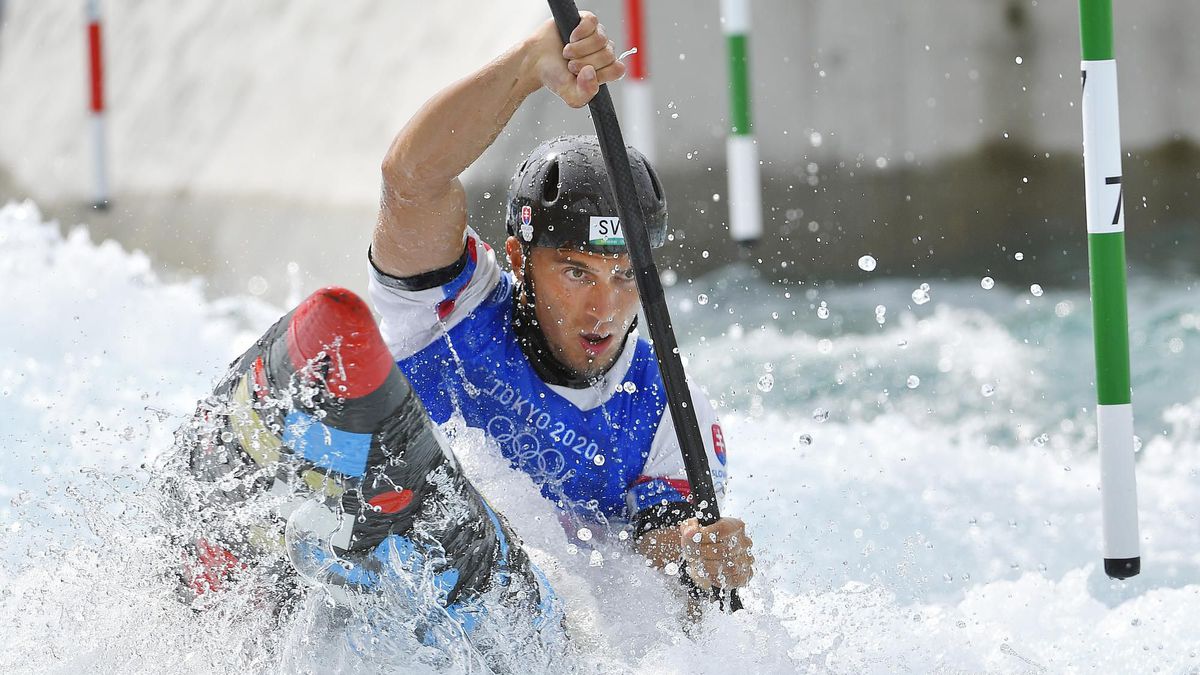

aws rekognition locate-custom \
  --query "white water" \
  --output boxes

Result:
[2,201,1199,673]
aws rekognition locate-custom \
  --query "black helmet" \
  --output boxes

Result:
[505,135,668,254]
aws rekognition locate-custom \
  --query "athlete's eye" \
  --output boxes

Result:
[565,267,588,281]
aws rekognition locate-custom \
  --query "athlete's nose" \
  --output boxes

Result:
[583,278,620,328]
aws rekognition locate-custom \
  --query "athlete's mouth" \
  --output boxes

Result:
[579,332,613,356]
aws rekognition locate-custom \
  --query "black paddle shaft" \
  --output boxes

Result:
[546,0,743,614]
[546,1,720,527]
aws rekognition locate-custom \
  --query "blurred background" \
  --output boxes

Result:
[0,0,1197,305]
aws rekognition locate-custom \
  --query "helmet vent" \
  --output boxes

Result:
[542,158,561,205]
[646,163,665,202]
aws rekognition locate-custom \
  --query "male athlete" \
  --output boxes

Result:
[368,12,753,593]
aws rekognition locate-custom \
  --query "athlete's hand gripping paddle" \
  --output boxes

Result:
[546,0,743,613]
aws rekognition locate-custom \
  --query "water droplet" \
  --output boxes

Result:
[712,193,721,202]
[1014,252,1025,261]
[593,454,606,466]
[906,375,921,389]
[663,561,680,576]
[9,491,31,508]
[1015,56,1024,64]
[1030,283,1044,297]
[1033,433,1049,447]
[816,301,830,319]
[981,383,996,397]
[220,431,234,443]
[812,407,830,423]
[853,528,864,539]
[757,374,775,393]
[981,276,995,290]
[566,543,579,555]
[576,527,593,542]
[857,255,877,272]
[247,275,269,296]
[701,250,709,259]
[817,339,833,354]
[911,284,931,305]
[482,191,492,199]
[660,269,677,286]
[897,338,908,349]
[1133,436,1143,453]
[622,381,637,394]
[794,433,813,447]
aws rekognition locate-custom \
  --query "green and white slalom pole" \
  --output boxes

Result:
[1079,0,1139,580]
[720,0,762,246]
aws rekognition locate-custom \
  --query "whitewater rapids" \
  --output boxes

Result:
[1,201,1198,673]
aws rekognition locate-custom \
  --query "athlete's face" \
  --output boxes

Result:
[506,238,641,380]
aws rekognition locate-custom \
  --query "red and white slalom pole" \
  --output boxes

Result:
[86,0,110,209]
[621,0,655,163]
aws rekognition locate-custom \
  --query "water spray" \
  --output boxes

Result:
[1078,0,1140,580]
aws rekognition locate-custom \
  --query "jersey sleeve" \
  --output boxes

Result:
[366,229,503,360]
[626,382,729,535]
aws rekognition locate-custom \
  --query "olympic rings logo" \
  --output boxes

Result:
[486,415,567,480]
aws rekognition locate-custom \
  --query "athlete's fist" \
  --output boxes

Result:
[679,517,755,589]
[525,11,626,108]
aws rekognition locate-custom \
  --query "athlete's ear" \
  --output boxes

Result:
[505,236,525,284]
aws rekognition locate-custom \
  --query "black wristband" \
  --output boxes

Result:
[368,244,469,292]
[632,501,693,541]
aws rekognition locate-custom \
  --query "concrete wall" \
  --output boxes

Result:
[0,1,1196,301]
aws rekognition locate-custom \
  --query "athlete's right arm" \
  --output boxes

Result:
[371,12,626,278]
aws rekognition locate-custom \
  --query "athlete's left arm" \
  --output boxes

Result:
[627,384,754,590]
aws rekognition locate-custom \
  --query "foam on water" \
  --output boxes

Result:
[2,201,1199,672]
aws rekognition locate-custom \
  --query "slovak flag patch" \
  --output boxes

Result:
[711,424,727,465]
[519,205,534,241]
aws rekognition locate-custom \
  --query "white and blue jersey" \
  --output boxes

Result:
[368,230,727,532]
